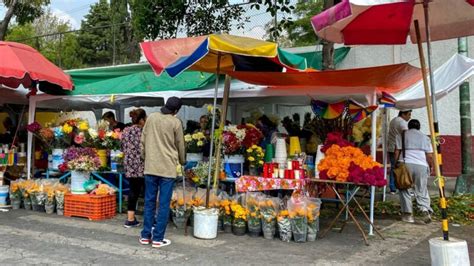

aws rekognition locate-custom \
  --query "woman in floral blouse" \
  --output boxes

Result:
[121,108,147,228]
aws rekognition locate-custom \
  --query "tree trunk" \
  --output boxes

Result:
[455,37,473,194]
[321,0,335,70]
[0,0,18,41]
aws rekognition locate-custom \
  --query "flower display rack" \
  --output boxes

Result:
[64,194,116,221]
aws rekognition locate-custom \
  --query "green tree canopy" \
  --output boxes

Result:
[77,0,140,67]
[0,0,50,40]
[5,8,84,69]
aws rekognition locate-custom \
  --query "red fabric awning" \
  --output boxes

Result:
[0,41,73,91]
[228,63,421,94]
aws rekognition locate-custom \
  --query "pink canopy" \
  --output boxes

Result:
[311,0,474,45]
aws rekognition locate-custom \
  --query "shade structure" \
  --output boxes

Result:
[311,0,474,45]
[0,41,73,92]
[141,34,308,77]
[228,62,421,94]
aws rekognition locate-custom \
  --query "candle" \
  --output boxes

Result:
[287,160,292,170]
[279,169,285,179]
[294,170,300,180]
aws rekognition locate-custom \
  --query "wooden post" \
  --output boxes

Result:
[414,20,449,241]
[213,75,232,190]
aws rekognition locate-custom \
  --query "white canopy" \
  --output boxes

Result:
[395,54,474,109]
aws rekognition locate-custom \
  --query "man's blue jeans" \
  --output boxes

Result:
[388,152,397,192]
[141,174,175,242]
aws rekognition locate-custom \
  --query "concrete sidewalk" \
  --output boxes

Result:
[0,209,471,265]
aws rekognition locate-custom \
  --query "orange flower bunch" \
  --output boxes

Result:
[317,144,381,182]
[277,210,289,222]
[288,206,307,219]
[220,199,232,215]
[306,202,320,222]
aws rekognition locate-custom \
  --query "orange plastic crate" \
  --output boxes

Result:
[64,193,116,221]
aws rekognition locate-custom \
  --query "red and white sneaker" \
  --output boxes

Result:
[139,237,150,245]
[152,239,171,248]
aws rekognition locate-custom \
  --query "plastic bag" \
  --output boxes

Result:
[245,192,264,236]
[277,197,292,242]
[83,179,100,193]
[288,190,307,243]
[305,197,321,241]
[260,196,280,240]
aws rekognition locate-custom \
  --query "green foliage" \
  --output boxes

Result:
[431,195,474,225]
[5,8,84,69]
[77,0,140,67]
[130,0,247,40]
[2,0,50,24]
[285,0,323,46]
[250,0,295,42]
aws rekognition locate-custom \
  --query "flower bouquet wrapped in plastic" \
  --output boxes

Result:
[306,197,322,241]
[246,192,263,237]
[170,187,193,229]
[288,191,308,243]
[260,197,279,240]
[54,183,69,216]
[218,192,233,233]
[277,207,292,242]
[230,200,248,236]
[9,180,22,209]
[43,183,56,214]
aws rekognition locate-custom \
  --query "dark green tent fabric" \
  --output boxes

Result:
[62,64,215,96]
[298,47,350,70]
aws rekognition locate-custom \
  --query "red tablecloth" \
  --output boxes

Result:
[236,175,306,193]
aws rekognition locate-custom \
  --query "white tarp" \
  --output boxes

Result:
[395,54,474,109]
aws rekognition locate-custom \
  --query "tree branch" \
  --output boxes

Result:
[0,0,18,40]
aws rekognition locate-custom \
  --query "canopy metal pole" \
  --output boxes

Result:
[26,97,37,179]
[206,53,221,208]
[369,91,377,236]
[423,0,438,124]
[382,107,388,202]
[414,20,449,241]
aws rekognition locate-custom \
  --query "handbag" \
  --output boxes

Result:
[393,131,413,190]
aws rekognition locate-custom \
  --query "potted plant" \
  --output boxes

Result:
[230,202,248,236]
[184,131,207,163]
[245,145,264,176]
[59,147,100,194]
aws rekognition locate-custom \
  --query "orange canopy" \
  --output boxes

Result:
[228,63,421,94]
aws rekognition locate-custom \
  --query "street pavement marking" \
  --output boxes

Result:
[19,214,226,248]
[0,224,183,262]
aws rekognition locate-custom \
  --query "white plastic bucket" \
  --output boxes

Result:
[186,153,203,162]
[193,207,219,239]
[51,148,64,170]
[0,185,9,205]
[224,155,244,179]
[71,171,90,195]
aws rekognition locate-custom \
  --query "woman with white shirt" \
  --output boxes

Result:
[395,119,434,224]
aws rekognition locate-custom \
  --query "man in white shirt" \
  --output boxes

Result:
[387,110,412,193]
[395,119,434,224]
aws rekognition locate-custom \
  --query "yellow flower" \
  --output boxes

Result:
[251,144,258,149]
[207,105,213,113]
[246,148,252,153]
[78,121,89,131]
[248,156,255,162]
[197,141,204,146]
[62,124,73,134]
[258,160,264,165]
[184,134,192,142]
[192,133,199,140]
[197,132,205,139]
